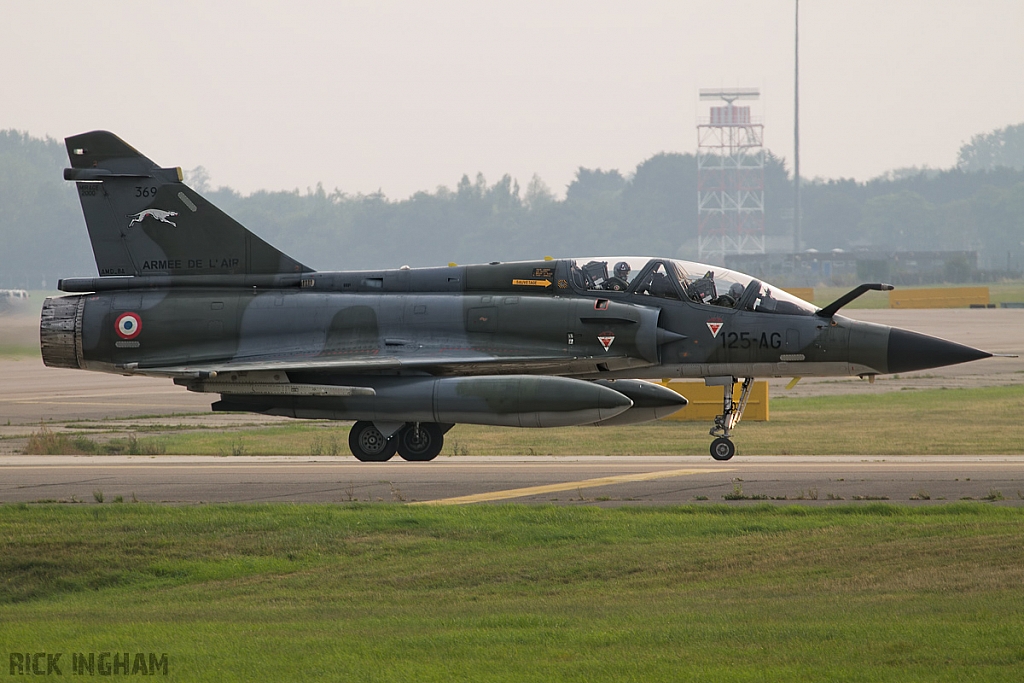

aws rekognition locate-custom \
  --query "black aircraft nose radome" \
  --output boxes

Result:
[887,328,992,374]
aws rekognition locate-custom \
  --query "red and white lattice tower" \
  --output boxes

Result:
[697,88,765,263]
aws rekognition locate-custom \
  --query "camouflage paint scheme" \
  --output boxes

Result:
[41,132,992,461]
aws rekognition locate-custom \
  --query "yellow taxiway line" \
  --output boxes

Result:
[411,467,733,506]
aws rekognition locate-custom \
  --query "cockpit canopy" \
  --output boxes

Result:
[569,257,817,316]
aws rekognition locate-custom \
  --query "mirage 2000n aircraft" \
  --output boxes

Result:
[42,131,995,462]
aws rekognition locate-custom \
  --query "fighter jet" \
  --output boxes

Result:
[42,131,995,462]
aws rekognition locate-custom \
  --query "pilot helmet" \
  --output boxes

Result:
[614,261,630,279]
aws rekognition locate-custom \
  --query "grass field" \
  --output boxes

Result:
[28,385,1024,456]
[2,504,1023,681]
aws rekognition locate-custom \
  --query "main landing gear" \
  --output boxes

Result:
[707,377,754,461]
[348,421,450,462]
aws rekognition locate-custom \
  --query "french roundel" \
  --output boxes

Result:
[115,312,142,339]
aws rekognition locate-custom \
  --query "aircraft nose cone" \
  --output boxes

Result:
[887,328,991,374]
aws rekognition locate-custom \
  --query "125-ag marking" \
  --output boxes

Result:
[724,331,782,350]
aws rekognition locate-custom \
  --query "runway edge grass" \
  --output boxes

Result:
[2,504,1024,682]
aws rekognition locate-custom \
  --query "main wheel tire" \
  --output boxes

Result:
[710,437,736,461]
[397,422,444,462]
[349,421,397,462]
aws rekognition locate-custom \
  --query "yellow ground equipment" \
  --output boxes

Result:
[657,380,769,422]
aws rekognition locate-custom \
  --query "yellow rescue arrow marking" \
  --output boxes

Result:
[411,467,733,505]
[511,279,552,287]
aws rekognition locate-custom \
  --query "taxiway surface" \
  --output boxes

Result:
[2,455,1023,507]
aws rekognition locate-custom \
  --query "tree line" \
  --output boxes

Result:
[1,124,1023,288]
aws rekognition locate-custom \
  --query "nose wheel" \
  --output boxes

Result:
[706,376,753,461]
[710,437,736,461]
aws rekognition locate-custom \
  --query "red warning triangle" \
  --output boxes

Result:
[598,334,615,351]
[706,322,723,338]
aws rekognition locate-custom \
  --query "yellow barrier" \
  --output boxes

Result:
[657,380,769,422]
[783,287,814,303]
[889,286,989,309]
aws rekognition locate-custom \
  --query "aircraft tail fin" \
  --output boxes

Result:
[64,131,310,277]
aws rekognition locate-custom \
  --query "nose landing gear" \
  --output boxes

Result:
[706,376,753,461]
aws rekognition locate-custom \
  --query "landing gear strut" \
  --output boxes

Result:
[707,377,753,461]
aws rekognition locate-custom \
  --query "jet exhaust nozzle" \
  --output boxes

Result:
[40,296,85,370]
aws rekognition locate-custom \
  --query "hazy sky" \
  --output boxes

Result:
[4,1,1022,198]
